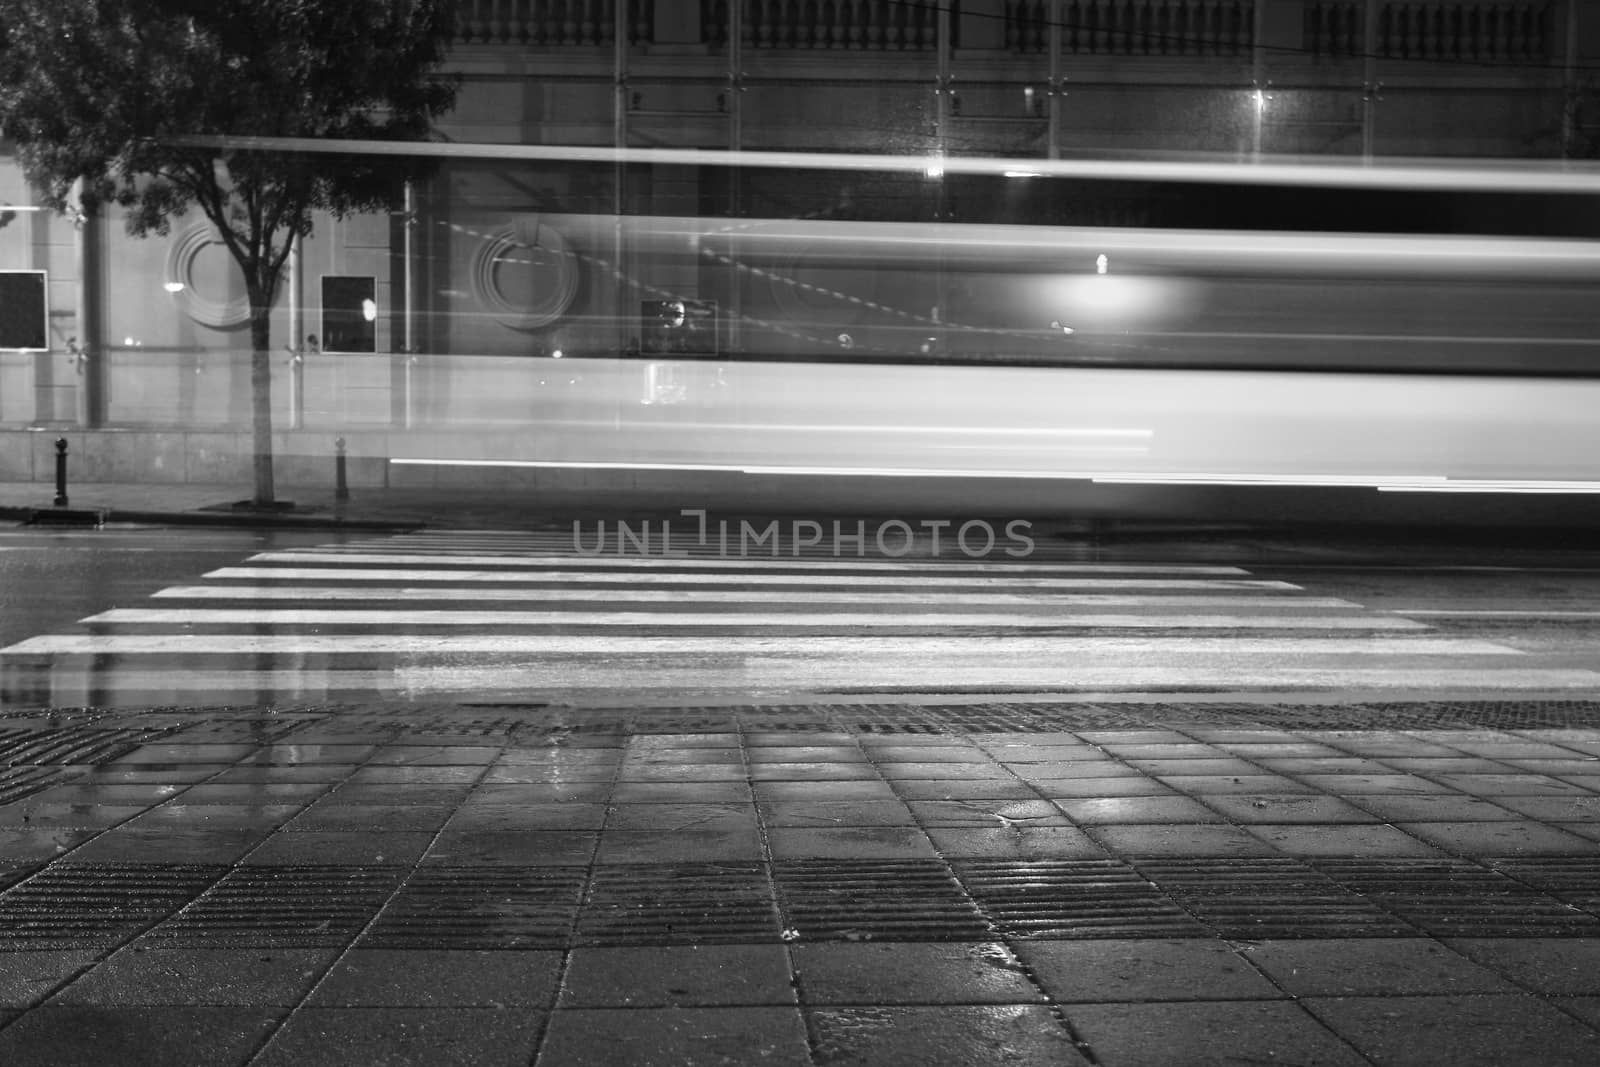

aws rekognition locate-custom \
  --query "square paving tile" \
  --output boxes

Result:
[1056,797,1224,825]
[1294,773,1450,795]
[906,800,1069,827]
[1126,758,1261,777]
[0,804,147,830]
[561,945,793,1006]
[175,784,331,804]
[1089,825,1279,858]
[129,805,307,831]
[860,745,986,763]
[307,949,560,1006]
[1197,795,1377,824]
[345,766,483,784]
[444,803,607,832]
[60,829,266,865]
[1445,938,1600,994]
[1486,795,1600,820]
[0,1005,280,1067]
[1017,940,1282,1003]
[52,948,337,1006]
[240,831,433,867]
[1065,1000,1368,1066]
[1430,774,1591,796]
[1031,777,1174,799]
[765,827,938,860]
[760,801,917,828]
[593,829,763,864]
[807,1005,1087,1065]
[422,831,598,866]
[1345,795,1522,821]
[615,764,749,783]
[1239,939,1516,996]
[1393,821,1595,856]
[0,950,99,1008]
[609,782,754,804]
[1304,994,1600,1067]
[537,1006,808,1065]
[888,780,1041,801]
[285,804,454,833]
[368,746,503,766]
[754,781,899,802]
[1157,775,1318,796]
[603,803,758,832]
[746,762,883,782]
[1244,824,1445,858]
[926,825,1109,859]
[745,747,866,764]
[794,942,1042,1004]
[255,1006,544,1067]
[874,763,1012,781]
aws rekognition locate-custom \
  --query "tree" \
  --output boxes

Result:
[0,0,459,505]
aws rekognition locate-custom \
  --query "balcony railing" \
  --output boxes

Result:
[454,0,656,44]
[1305,1,1552,61]
[1006,0,1255,56]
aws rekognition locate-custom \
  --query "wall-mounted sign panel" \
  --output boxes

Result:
[0,271,47,351]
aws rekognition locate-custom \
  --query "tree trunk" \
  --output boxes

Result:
[248,300,275,507]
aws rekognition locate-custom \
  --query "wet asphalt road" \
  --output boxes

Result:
[2,522,1600,706]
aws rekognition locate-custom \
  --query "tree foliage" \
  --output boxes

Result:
[0,0,459,503]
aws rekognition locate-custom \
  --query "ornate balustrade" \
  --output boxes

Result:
[1305,1,1552,61]
[1005,0,1255,55]
[453,0,655,44]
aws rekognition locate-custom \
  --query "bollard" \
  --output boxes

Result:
[334,437,350,502]
[53,438,68,507]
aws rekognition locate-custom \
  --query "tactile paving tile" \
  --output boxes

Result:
[1133,857,1415,939]
[362,866,585,949]
[1487,856,1600,913]
[576,863,780,945]
[145,866,406,947]
[772,859,991,942]
[0,864,225,948]
[0,724,174,765]
[953,859,1208,939]
[1313,857,1600,937]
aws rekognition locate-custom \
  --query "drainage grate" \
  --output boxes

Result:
[0,864,224,948]
[146,866,405,946]
[1314,858,1600,937]
[1134,858,1415,939]
[577,863,780,946]
[772,859,991,942]
[362,866,585,949]
[954,859,1207,939]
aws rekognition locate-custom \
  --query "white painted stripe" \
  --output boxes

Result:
[149,585,1365,609]
[3,632,1473,657]
[1390,610,1600,618]
[204,567,1298,591]
[17,667,1600,695]
[251,551,1252,575]
[76,608,1430,630]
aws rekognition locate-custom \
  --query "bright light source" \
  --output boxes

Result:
[1096,254,1108,275]
[1253,89,1267,111]
[361,298,377,322]
[551,348,564,359]
[924,159,944,179]
[163,281,185,293]
[1004,170,1042,179]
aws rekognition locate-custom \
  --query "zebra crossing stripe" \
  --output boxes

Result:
[15,666,1599,695]
[2,634,1496,655]
[149,585,1366,609]
[245,551,1255,575]
[76,608,1432,630]
[202,567,1302,590]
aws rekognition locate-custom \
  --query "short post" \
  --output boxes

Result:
[334,437,349,502]
[53,438,69,507]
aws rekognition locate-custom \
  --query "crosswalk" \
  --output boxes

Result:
[3,529,1599,705]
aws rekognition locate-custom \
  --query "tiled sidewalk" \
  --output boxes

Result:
[3,701,1600,1064]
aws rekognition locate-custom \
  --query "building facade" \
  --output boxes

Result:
[0,0,1593,485]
